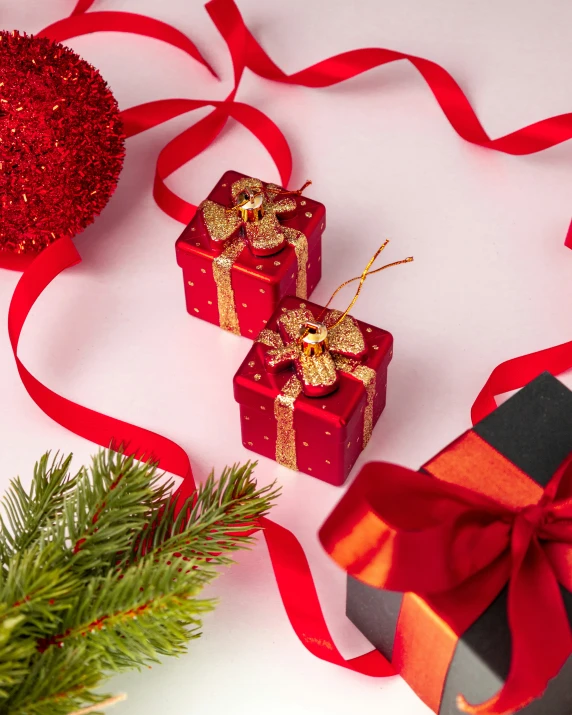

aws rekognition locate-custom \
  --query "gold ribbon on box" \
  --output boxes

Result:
[256,241,413,471]
[200,177,311,335]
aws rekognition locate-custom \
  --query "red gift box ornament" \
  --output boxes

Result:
[235,241,413,484]
[176,172,325,337]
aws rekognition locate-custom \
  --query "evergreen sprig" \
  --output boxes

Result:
[0,452,277,715]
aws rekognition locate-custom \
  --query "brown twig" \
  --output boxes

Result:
[68,693,127,715]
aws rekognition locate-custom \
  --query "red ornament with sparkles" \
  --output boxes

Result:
[0,31,125,257]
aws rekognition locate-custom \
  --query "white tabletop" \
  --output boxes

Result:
[3,0,572,713]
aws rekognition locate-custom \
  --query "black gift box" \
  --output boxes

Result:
[346,373,572,714]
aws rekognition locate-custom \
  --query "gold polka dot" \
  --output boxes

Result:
[195,242,200,246]
[247,441,253,446]
[201,268,206,274]
[248,329,253,334]
[274,260,281,266]
[372,345,379,350]
[291,274,295,279]
[320,223,324,230]
[308,263,311,269]
[264,436,269,441]
[366,327,372,333]
[244,416,250,421]
[248,361,255,367]
[300,200,306,206]
[222,183,227,187]
[259,289,265,294]
[303,441,309,447]
[260,405,266,410]
[282,307,287,312]
[242,303,248,308]
[325,460,331,465]
[207,300,212,305]
[389,350,393,358]
[318,256,321,261]
[308,467,312,472]
[256,264,263,270]
[254,374,261,381]
[347,442,351,449]
[187,281,194,286]
[325,431,331,436]
[191,227,196,232]
[299,302,306,308]
[322,405,327,410]
[305,211,312,218]
[193,308,199,313]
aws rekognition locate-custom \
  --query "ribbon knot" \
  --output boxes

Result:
[517,502,547,531]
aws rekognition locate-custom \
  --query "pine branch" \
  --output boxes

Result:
[0,451,277,714]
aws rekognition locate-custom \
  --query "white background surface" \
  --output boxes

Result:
[2,0,572,713]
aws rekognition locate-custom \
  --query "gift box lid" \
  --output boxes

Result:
[233,295,393,443]
[176,170,326,284]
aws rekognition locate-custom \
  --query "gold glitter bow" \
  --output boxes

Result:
[200,177,307,257]
[263,307,367,398]
[200,177,311,335]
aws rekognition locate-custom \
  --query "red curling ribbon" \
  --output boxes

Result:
[39,12,217,78]
[320,443,572,714]
[471,340,572,424]
[70,0,95,15]
[207,0,572,157]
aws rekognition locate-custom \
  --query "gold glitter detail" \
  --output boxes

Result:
[248,361,255,367]
[264,435,269,440]
[372,345,379,350]
[278,307,313,342]
[303,442,309,447]
[257,329,284,349]
[200,199,242,243]
[187,281,194,286]
[245,416,250,420]
[260,406,266,411]
[325,311,366,355]
[300,200,307,206]
[254,374,261,381]
[321,223,324,230]
[242,303,248,307]
[366,327,372,333]
[322,405,327,409]
[248,329,253,334]
[347,442,351,449]
[260,289,265,294]
[195,242,200,246]
[247,441,253,446]
[318,256,321,261]
[256,264,263,270]
[212,239,246,335]
[298,351,337,388]
[305,211,312,218]
[325,431,331,436]
[191,227,196,232]
[285,227,308,299]
[207,300,212,305]
[274,260,281,266]
[222,183,227,187]
[274,376,302,470]
[308,467,312,472]
[201,269,206,274]
[325,460,331,465]
[193,308,199,313]
[335,355,377,447]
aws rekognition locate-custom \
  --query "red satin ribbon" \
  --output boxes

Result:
[320,448,572,714]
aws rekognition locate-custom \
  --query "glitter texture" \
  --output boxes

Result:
[274,375,302,470]
[0,31,124,255]
[212,238,246,334]
[285,227,308,299]
[334,355,377,446]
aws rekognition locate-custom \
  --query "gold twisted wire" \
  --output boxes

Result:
[319,240,413,328]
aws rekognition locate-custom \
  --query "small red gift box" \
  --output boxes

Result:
[175,171,325,337]
[233,295,393,486]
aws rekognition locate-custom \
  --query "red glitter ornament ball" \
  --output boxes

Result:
[0,31,125,256]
